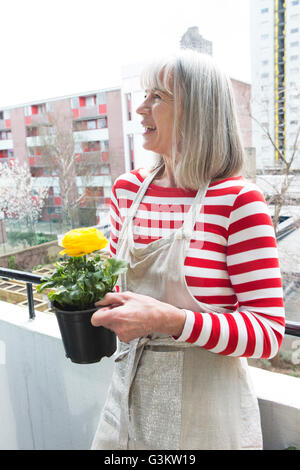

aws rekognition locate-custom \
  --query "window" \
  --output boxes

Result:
[125,93,132,120]
[96,92,106,105]
[128,134,134,170]
[261,8,269,13]
[290,55,299,61]
[291,41,299,47]
[85,95,96,107]
[0,111,3,120]
[71,97,79,109]
[101,140,109,151]
[87,119,97,130]
[261,33,269,40]
[24,106,31,116]
[292,0,299,5]
[261,73,269,78]
[262,59,269,65]
[75,142,82,153]
[97,117,107,128]
[291,27,299,33]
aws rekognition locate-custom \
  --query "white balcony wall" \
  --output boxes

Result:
[76,175,112,187]
[26,136,56,147]
[1,300,300,449]
[32,177,60,188]
[0,301,113,450]
[0,139,13,150]
[73,129,109,143]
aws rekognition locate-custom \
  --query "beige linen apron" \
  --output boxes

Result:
[91,165,263,450]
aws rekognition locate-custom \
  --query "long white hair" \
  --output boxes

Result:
[140,49,245,189]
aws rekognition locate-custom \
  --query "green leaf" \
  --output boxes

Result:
[105,258,128,276]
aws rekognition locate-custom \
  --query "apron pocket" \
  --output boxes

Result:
[128,349,184,450]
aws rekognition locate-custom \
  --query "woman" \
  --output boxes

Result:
[91,50,285,450]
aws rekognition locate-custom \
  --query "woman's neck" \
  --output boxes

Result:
[142,159,176,188]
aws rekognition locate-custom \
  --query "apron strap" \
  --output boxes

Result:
[181,182,210,240]
[116,164,164,251]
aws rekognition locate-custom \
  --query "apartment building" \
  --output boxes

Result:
[0,88,125,226]
[251,0,300,168]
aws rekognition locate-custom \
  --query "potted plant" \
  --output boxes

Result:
[37,227,127,364]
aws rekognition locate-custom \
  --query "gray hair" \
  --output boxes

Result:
[140,49,245,189]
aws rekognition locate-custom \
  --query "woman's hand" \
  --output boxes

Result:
[91,291,186,342]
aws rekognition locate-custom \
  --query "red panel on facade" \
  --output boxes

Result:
[5,120,11,128]
[29,157,35,165]
[54,197,62,205]
[105,198,110,207]
[79,97,86,107]
[99,104,107,114]
[102,151,109,161]
[25,116,32,125]
[72,109,79,118]
[31,105,38,115]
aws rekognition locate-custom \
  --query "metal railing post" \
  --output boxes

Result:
[26,282,35,320]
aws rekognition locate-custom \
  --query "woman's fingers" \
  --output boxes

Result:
[91,306,118,327]
[95,292,125,306]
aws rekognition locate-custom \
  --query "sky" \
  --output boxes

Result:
[1,0,251,108]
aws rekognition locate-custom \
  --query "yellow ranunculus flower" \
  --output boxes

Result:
[59,227,108,257]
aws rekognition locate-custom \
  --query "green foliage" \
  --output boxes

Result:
[36,254,128,311]
[7,231,56,247]
[32,264,43,271]
[7,255,18,270]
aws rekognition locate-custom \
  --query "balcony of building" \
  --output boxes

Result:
[0,266,300,451]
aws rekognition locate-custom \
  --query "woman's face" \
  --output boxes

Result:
[136,81,175,158]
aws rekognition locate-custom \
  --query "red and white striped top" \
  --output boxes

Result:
[109,168,285,359]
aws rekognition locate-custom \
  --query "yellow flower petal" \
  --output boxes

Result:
[59,227,108,256]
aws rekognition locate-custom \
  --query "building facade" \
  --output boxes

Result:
[251,0,300,169]
[0,88,126,226]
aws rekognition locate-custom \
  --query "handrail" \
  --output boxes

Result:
[0,267,300,337]
[0,267,42,320]
[284,320,300,338]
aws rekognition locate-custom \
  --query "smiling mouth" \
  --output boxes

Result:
[143,126,156,134]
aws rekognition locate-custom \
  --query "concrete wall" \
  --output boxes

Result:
[0,301,113,450]
[1,300,300,450]
[0,240,61,270]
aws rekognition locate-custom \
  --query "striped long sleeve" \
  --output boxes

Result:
[175,184,285,358]
[109,170,285,359]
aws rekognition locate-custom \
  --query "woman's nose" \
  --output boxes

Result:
[136,99,150,115]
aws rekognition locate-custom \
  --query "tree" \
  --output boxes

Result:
[36,111,101,231]
[0,160,49,233]
[250,113,300,233]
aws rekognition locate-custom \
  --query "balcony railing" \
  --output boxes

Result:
[0,266,299,338]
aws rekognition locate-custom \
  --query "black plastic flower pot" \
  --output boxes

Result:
[52,301,117,364]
